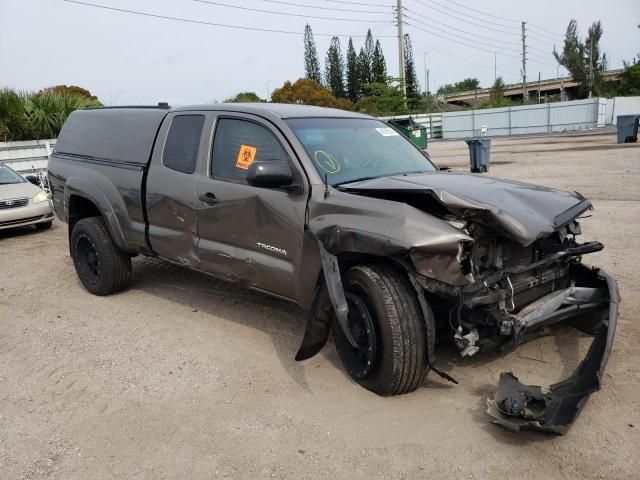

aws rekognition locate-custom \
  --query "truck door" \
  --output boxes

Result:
[146,112,208,266]
[195,113,308,301]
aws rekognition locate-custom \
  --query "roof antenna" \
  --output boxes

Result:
[324,172,330,198]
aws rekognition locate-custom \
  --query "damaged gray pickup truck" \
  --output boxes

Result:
[49,104,618,434]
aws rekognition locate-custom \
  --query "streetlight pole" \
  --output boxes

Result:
[397,0,406,99]
[423,52,429,98]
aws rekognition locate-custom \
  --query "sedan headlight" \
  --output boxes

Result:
[32,191,49,203]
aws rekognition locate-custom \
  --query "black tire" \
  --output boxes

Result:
[35,221,52,230]
[70,217,131,295]
[334,264,427,396]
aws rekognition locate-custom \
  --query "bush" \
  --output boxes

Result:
[0,87,101,141]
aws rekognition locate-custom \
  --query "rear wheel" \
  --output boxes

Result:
[70,217,131,295]
[334,264,428,396]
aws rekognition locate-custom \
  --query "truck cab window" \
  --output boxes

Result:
[211,118,289,182]
[163,115,205,174]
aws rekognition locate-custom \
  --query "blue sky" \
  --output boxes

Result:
[1,0,638,105]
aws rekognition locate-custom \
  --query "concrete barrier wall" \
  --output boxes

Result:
[441,98,606,139]
[0,139,55,174]
[609,96,640,124]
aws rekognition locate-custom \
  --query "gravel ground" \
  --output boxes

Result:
[1,131,639,479]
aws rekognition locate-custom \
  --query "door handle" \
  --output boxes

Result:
[198,192,219,205]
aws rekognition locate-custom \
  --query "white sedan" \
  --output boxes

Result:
[0,163,54,231]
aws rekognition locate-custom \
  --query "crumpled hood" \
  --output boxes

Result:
[338,172,591,246]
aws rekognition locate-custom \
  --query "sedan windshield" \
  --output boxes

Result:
[286,118,436,186]
[0,164,26,185]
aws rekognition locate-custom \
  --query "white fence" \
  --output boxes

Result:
[440,98,608,139]
[604,96,640,125]
[0,139,55,174]
[378,96,640,140]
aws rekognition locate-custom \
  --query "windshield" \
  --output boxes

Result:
[286,118,436,186]
[0,164,25,185]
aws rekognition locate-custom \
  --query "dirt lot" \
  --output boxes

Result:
[1,131,639,479]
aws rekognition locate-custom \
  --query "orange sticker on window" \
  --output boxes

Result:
[236,145,257,170]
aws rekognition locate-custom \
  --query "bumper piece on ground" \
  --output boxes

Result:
[486,267,619,434]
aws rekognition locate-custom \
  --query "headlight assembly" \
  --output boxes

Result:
[32,191,49,203]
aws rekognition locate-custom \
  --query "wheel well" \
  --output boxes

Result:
[335,251,437,365]
[336,252,404,275]
[68,195,101,233]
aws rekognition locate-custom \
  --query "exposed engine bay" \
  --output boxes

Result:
[315,173,620,434]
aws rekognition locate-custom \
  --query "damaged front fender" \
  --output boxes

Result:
[487,265,619,434]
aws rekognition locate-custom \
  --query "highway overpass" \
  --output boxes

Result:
[442,69,623,106]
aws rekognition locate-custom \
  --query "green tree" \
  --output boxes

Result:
[357,47,371,97]
[0,89,31,141]
[270,78,353,110]
[487,77,511,107]
[371,39,387,84]
[605,62,640,96]
[304,24,322,84]
[38,85,100,103]
[403,34,420,104]
[554,19,608,98]
[346,38,359,103]
[356,81,407,116]
[0,87,99,141]
[223,92,264,103]
[437,78,480,95]
[363,29,374,84]
[325,37,346,98]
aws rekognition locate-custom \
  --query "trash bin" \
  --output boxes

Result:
[465,138,491,173]
[387,118,428,149]
[616,115,639,144]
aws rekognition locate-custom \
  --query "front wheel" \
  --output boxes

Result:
[70,217,131,295]
[334,264,428,396]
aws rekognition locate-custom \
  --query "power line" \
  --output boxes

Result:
[527,56,555,67]
[404,8,521,48]
[193,0,391,23]
[61,0,397,37]
[412,38,520,78]
[528,23,564,39]
[441,0,520,24]
[324,0,394,7]
[528,29,563,44]
[410,0,520,32]
[405,22,521,59]
[527,44,553,56]
[404,14,521,53]
[527,32,558,47]
[258,0,389,14]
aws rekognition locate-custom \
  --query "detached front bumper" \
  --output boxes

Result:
[487,264,619,434]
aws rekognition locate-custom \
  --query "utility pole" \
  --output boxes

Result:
[538,72,541,103]
[521,21,528,102]
[397,0,406,98]
[423,52,429,98]
[494,52,497,82]
[588,38,594,99]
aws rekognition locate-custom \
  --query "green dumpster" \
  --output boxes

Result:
[387,118,428,149]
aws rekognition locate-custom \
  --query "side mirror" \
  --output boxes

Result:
[246,161,294,189]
